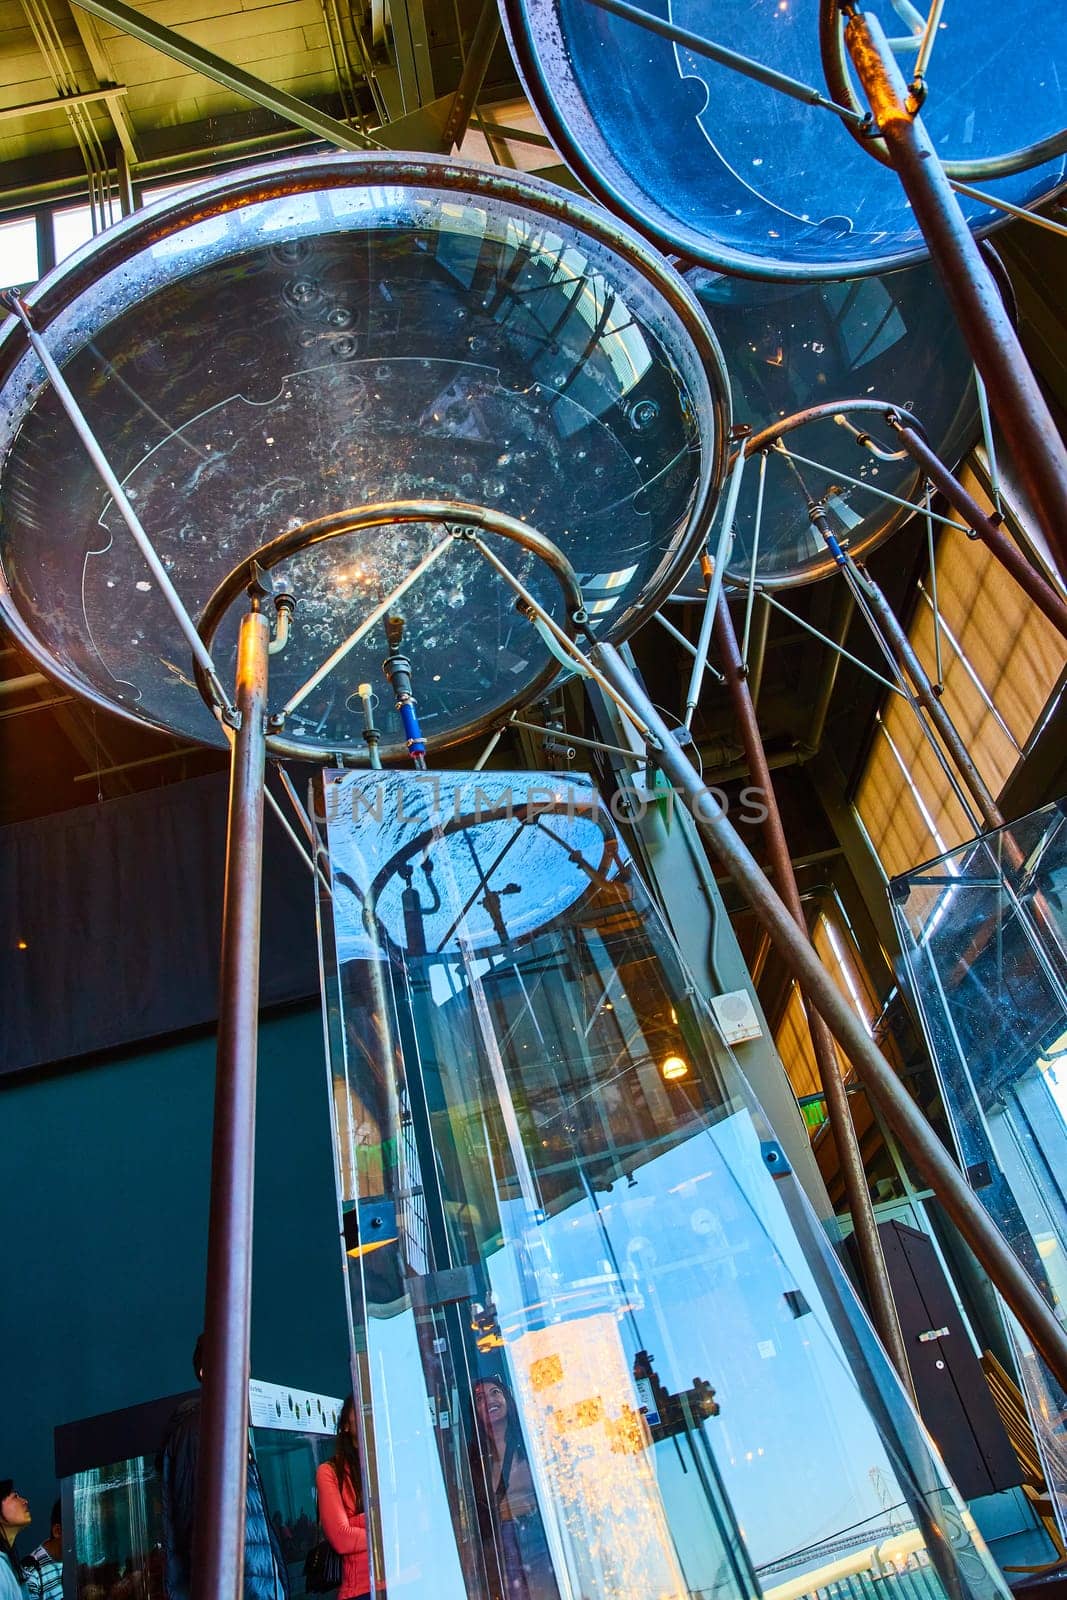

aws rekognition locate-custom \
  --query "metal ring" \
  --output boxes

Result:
[722,397,944,591]
[741,397,927,457]
[818,0,1067,181]
[194,498,587,764]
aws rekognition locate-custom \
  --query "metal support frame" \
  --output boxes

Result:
[713,594,914,1391]
[837,7,1067,583]
[0,83,127,120]
[886,417,1067,641]
[811,510,986,831]
[774,440,969,534]
[70,0,382,151]
[441,0,501,150]
[191,598,270,1600]
[758,589,904,698]
[855,567,1004,832]
[586,638,1067,1395]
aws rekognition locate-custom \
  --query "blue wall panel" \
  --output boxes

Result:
[0,1004,348,1530]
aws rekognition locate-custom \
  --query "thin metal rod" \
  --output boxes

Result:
[264,784,332,897]
[653,609,698,658]
[713,595,913,1390]
[748,594,771,709]
[741,450,768,663]
[888,421,1067,639]
[922,487,944,690]
[857,569,1004,832]
[827,539,984,831]
[804,587,856,754]
[273,764,320,855]
[583,0,869,125]
[73,745,195,782]
[588,638,1067,1396]
[760,590,905,696]
[191,605,269,1600]
[974,371,1004,518]
[473,720,510,771]
[909,0,944,87]
[685,449,746,728]
[281,536,452,716]
[776,442,970,533]
[5,294,232,714]
[465,533,655,738]
[947,179,1067,241]
[508,716,640,761]
[916,583,1022,754]
[843,9,1067,583]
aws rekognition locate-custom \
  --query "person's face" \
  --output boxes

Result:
[343,1405,357,1440]
[0,1490,30,1530]
[475,1382,507,1427]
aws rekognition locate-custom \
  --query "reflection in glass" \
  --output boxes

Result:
[688,265,976,587]
[318,768,1010,1600]
[0,159,724,759]
[61,1413,338,1598]
[892,802,1067,1542]
[502,0,1066,276]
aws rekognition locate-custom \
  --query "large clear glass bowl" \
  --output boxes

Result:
[0,155,729,759]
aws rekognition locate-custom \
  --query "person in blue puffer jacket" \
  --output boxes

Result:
[159,1337,290,1600]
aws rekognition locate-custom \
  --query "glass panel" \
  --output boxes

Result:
[0,216,39,289]
[318,767,1010,1600]
[505,0,1066,276]
[892,802,1067,1541]
[0,160,723,759]
[62,1388,341,1598]
[688,266,976,587]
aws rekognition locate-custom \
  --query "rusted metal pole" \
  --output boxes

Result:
[713,595,914,1392]
[589,638,1067,1395]
[840,7,1067,584]
[192,598,270,1600]
[886,418,1067,642]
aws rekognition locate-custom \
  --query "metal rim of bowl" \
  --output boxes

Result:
[195,498,587,763]
[0,152,732,754]
[499,0,1066,281]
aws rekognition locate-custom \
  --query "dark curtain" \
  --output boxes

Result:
[0,770,320,1076]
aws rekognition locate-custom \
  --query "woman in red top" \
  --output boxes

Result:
[316,1396,371,1600]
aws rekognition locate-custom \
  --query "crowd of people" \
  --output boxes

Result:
[2,1363,557,1600]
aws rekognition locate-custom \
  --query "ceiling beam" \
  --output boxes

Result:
[69,0,383,152]
[63,2,140,164]
[0,84,127,122]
